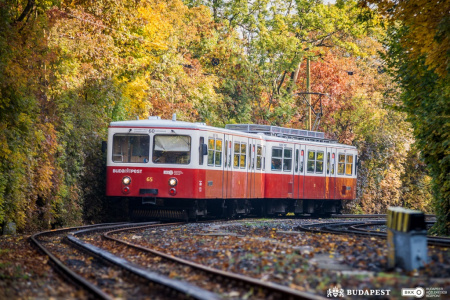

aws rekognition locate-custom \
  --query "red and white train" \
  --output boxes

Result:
[106,115,357,219]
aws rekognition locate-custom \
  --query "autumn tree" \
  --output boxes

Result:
[185,0,383,126]
[0,0,68,229]
[291,47,421,214]
[0,0,225,230]
[368,0,450,234]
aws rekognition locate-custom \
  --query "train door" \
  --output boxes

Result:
[332,149,337,199]
[248,139,257,198]
[298,144,306,199]
[205,134,224,198]
[285,145,294,198]
[326,147,337,199]
[231,138,248,199]
[293,144,300,199]
[304,145,325,199]
[223,135,233,199]
[255,142,264,198]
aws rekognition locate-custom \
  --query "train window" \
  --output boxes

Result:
[271,147,282,171]
[224,140,227,166]
[355,155,358,176]
[346,154,353,175]
[327,152,330,174]
[316,151,324,173]
[199,137,204,165]
[331,153,335,175]
[240,143,247,168]
[300,150,304,173]
[234,143,240,168]
[228,141,232,167]
[112,134,150,163]
[338,153,345,175]
[307,150,315,172]
[248,145,252,169]
[207,138,222,167]
[207,138,215,165]
[251,145,256,170]
[153,135,191,164]
[215,139,222,166]
[233,142,246,169]
[283,148,292,171]
[256,145,262,170]
[295,149,299,172]
[263,146,266,170]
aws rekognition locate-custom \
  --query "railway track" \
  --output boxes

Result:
[32,221,325,300]
[31,222,219,300]
[30,216,446,299]
[30,222,131,299]
[96,222,325,300]
[296,220,450,247]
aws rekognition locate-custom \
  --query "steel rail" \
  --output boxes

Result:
[330,214,387,218]
[330,214,435,219]
[30,223,127,300]
[103,223,326,300]
[349,222,450,247]
[297,220,450,247]
[69,222,220,300]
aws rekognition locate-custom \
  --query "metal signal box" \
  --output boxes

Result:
[387,207,428,271]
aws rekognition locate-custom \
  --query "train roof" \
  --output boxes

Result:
[109,117,208,129]
[109,116,356,149]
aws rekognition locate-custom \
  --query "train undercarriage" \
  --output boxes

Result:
[125,197,343,221]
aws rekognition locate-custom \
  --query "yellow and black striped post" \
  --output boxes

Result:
[386,207,427,271]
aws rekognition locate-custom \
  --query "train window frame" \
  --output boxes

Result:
[271,147,282,171]
[307,150,315,173]
[283,147,293,172]
[295,149,299,173]
[252,144,256,169]
[263,146,266,170]
[345,154,353,176]
[224,140,228,167]
[326,152,330,175]
[248,144,252,169]
[152,134,191,164]
[207,138,215,166]
[199,137,205,165]
[300,149,304,173]
[233,142,247,169]
[337,153,345,175]
[256,145,262,170]
[207,138,222,167]
[331,153,335,175]
[316,151,324,174]
[228,141,232,167]
[240,143,247,169]
[355,155,358,176]
[112,133,150,164]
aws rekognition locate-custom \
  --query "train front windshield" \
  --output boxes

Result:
[152,135,191,164]
[112,134,150,163]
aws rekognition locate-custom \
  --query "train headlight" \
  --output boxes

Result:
[122,176,131,185]
[168,177,177,187]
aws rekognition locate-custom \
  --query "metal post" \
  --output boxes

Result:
[306,58,311,131]
[386,207,427,271]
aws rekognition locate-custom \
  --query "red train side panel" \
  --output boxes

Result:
[106,119,358,215]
